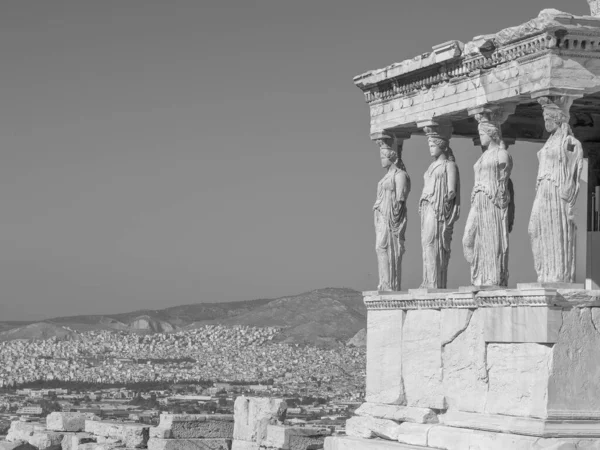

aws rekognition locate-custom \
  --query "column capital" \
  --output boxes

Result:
[370,131,394,150]
[420,123,453,142]
[530,88,585,101]
[468,103,518,125]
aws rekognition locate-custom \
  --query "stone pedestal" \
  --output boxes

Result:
[326,287,600,449]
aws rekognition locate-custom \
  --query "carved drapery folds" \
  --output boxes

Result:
[373,132,411,291]
[528,95,584,283]
[463,106,515,287]
[588,0,600,17]
[418,122,460,289]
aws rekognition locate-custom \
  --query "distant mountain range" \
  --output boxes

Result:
[0,288,367,347]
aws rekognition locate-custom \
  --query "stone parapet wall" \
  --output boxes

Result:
[328,287,600,448]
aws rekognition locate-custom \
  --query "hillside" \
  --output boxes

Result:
[0,288,366,347]
[0,322,79,342]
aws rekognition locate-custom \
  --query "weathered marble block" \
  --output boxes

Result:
[365,309,405,404]
[262,425,331,450]
[402,310,444,409]
[147,438,232,450]
[342,288,600,448]
[0,442,37,450]
[61,432,95,450]
[354,403,437,424]
[84,421,149,448]
[232,397,286,445]
[27,431,64,450]
[46,413,86,432]
[324,436,425,450]
[231,441,258,450]
[0,441,36,450]
[483,306,562,343]
[152,414,234,439]
[6,422,46,443]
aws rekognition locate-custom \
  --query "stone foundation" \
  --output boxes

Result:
[327,287,600,449]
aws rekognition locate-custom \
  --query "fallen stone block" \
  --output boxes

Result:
[428,425,539,450]
[288,434,329,450]
[345,416,402,441]
[148,438,232,450]
[61,432,95,450]
[262,425,331,450]
[155,414,234,439]
[354,403,438,424]
[77,445,129,450]
[6,422,46,443]
[233,397,286,445]
[46,413,86,433]
[324,436,425,449]
[0,441,37,450]
[84,421,149,448]
[27,431,65,450]
[231,441,258,450]
[395,423,435,447]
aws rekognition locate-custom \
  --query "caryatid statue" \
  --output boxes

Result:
[528,96,584,283]
[373,133,411,291]
[419,124,460,289]
[463,108,515,287]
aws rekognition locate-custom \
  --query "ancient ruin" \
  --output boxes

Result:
[326,2,600,449]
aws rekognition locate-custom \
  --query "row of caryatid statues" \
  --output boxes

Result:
[374,96,585,291]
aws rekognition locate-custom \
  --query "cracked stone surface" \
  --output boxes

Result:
[549,308,600,415]
[402,310,445,409]
[232,397,286,445]
[354,403,438,424]
[485,343,553,418]
[442,308,488,413]
[366,310,406,404]
[441,309,472,346]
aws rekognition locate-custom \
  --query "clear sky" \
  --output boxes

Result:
[0,0,591,320]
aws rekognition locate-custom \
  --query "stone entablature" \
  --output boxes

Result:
[363,286,600,310]
[353,9,600,140]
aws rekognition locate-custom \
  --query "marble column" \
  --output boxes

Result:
[417,121,460,289]
[528,94,585,283]
[463,104,516,287]
[372,131,411,291]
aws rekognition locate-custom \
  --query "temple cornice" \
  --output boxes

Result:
[354,9,600,141]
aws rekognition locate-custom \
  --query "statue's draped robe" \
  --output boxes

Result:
[529,128,583,283]
[463,147,513,286]
[420,159,460,289]
[374,165,409,291]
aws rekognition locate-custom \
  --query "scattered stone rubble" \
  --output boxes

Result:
[2,398,332,450]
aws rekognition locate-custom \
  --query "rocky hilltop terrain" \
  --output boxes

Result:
[0,288,366,347]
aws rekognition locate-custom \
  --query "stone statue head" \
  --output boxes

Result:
[379,143,398,168]
[475,113,505,150]
[424,124,455,161]
[588,0,600,16]
[477,122,501,148]
[428,137,447,158]
[538,97,571,133]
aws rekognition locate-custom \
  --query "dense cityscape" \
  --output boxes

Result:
[0,326,365,391]
[0,325,366,439]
